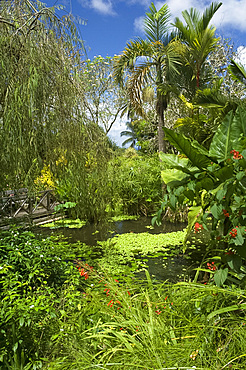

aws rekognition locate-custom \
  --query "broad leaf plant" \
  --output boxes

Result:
[154,106,246,286]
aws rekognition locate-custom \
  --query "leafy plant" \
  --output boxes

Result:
[154,106,246,286]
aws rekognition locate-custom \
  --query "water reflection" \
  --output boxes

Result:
[36,217,195,282]
[39,217,187,246]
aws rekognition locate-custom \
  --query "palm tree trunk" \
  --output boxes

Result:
[157,102,165,152]
[156,61,166,153]
[156,92,167,152]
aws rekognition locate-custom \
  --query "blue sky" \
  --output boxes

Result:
[45,0,246,60]
[44,0,246,146]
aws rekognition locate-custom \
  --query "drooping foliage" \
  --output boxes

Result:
[0,0,86,190]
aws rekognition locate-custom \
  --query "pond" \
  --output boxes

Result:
[36,217,202,283]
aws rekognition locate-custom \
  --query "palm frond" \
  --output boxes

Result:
[144,2,171,43]
[201,2,222,31]
[113,39,153,85]
[228,59,246,86]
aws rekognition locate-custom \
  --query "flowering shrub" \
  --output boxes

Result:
[155,107,246,286]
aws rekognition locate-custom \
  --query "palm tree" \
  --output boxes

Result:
[174,2,222,95]
[114,2,182,152]
[120,121,138,147]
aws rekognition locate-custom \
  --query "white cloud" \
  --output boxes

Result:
[235,46,246,68]
[78,0,116,16]
[133,0,246,35]
[107,116,127,147]
[134,16,145,34]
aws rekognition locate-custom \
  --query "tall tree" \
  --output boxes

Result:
[174,2,222,96]
[0,0,86,190]
[113,2,182,152]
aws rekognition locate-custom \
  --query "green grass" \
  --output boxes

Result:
[46,267,246,370]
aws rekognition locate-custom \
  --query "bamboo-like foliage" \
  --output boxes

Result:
[0,0,87,190]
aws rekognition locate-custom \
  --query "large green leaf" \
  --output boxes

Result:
[163,128,211,170]
[209,107,246,161]
[209,110,234,161]
[213,268,228,287]
[159,153,199,174]
[161,169,188,186]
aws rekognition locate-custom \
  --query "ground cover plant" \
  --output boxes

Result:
[1,228,246,369]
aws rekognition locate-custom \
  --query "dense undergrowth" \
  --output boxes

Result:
[1,228,246,369]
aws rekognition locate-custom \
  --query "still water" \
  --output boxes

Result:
[52,217,187,245]
[37,217,199,282]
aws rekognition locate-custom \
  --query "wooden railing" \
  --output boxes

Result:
[0,188,59,219]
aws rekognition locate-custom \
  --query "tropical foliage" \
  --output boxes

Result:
[155,106,246,286]
[114,2,182,152]
[174,2,222,95]
[1,229,246,369]
[0,0,86,190]
[2,1,246,368]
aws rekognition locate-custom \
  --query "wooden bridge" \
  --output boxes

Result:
[0,188,60,226]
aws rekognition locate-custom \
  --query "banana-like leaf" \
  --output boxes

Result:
[163,128,211,170]
[159,152,199,174]
[209,107,246,161]
[161,168,189,186]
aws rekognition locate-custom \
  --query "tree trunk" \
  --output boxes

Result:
[156,92,167,153]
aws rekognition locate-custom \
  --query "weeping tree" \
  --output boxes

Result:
[0,0,87,190]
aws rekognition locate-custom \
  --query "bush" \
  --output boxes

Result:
[107,152,162,216]
[0,228,82,369]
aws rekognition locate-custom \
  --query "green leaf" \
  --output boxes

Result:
[208,302,246,320]
[183,206,203,250]
[234,228,244,246]
[214,268,228,287]
[226,254,242,273]
[161,169,188,186]
[210,203,222,219]
[19,317,24,327]
[159,153,198,174]
[214,165,234,182]
[169,194,177,210]
[209,107,246,161]
[163,128,211,170]
[199,177,214,191]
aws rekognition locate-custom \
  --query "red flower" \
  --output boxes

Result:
[222,209,229,217]
[230,150,243,159]
[194,222,204,233]
[229,228,238,238]
[207,262,217,271]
